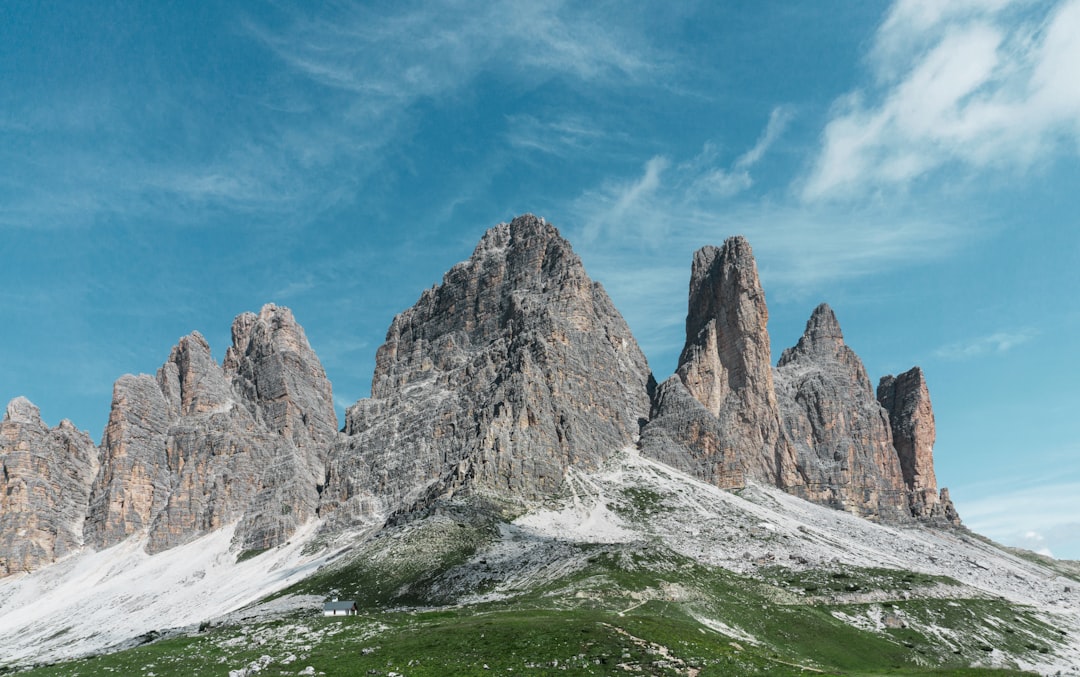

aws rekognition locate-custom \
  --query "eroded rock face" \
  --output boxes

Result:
[641,237,799,489]
[321,215,654,526]
[774,304,910,521]
[224,304,337,454]
[88,305,336,554]
[878,368,961,525]
[1,398,99,576]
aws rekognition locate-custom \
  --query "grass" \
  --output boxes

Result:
[10,517,1058,677]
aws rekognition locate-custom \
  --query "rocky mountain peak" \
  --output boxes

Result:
[642,235,799,491]
[224,302,336,450]
[677,236,772,416]
[774,304,909,520]
[86,305,332,555]
[324,215,653,526]
[157,331,232,417]
[4,396,42,425]
[2,397,98,576]
[778,303,846,366]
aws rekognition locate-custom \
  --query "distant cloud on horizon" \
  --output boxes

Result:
[957,478,1080,560]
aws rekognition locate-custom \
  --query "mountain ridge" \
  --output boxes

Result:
[2,214,1077,675]
[4,215,957,578]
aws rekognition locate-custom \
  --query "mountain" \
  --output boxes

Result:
[319,214,653,527]
[644,236,958,524]
[1,214,1072,675]
[0,398,98,576]
[641,236,800,490]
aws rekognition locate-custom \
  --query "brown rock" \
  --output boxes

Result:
[878,368,961,525]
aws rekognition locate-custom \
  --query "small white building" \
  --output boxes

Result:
[322,599,358,617]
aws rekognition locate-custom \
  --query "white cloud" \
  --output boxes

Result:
[933,329,1038,360]
[249,1,659,117]
[570,107,970,295]
[803,0,1080,200]
[958,479,1080,559]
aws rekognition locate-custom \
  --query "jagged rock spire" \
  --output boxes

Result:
[87,307,335,555]
[224,303,337,452]
[774,304,910,521]
[642,236,799,490]
[1,397,99,576]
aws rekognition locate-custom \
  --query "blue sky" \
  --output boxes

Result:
[3,1,1079,558]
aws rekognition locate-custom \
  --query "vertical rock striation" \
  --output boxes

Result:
[648,234,958,525]
[321,215,654,527]
[773,304,910,521]
[87,305,337,554]
[641,237,799,490]
[224,304,337,454]
[877,368,961,525]
[0,398,99,576]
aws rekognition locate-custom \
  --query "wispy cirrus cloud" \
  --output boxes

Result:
[570,107,970,295]
[933,329,1039,360]
[802,0,1080,200]
[503,114,619,158]
[247,1,660,112]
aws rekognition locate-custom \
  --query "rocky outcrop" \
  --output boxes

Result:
[321,215,654,526]
[88,305,336,554]
[641,237,799,490]
[224,304,337,454]
[0,398,99,576]
[85,375,174,547]
[878,368,961,525]
[773,304,910,521]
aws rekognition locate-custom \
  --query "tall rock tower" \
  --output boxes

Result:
[641,237,799,489]
[877,368,961,525]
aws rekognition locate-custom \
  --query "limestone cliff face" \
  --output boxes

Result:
[877,368,961,526]
[85,375,174,546]
[224,304,337,454]
[321,215,654,526]
[0,398,99,576]
[88,305,336,554]
[641,237,799,490]
[773,304,910,521]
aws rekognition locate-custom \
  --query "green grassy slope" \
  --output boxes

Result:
[15,506,1061,677]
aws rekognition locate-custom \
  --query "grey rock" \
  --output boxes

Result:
[642,237,799,489]
[1,397,99,576]
[321,215,654,526]
[774,304,910,521]
[224,304,337,453]
[88,306,336,554]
